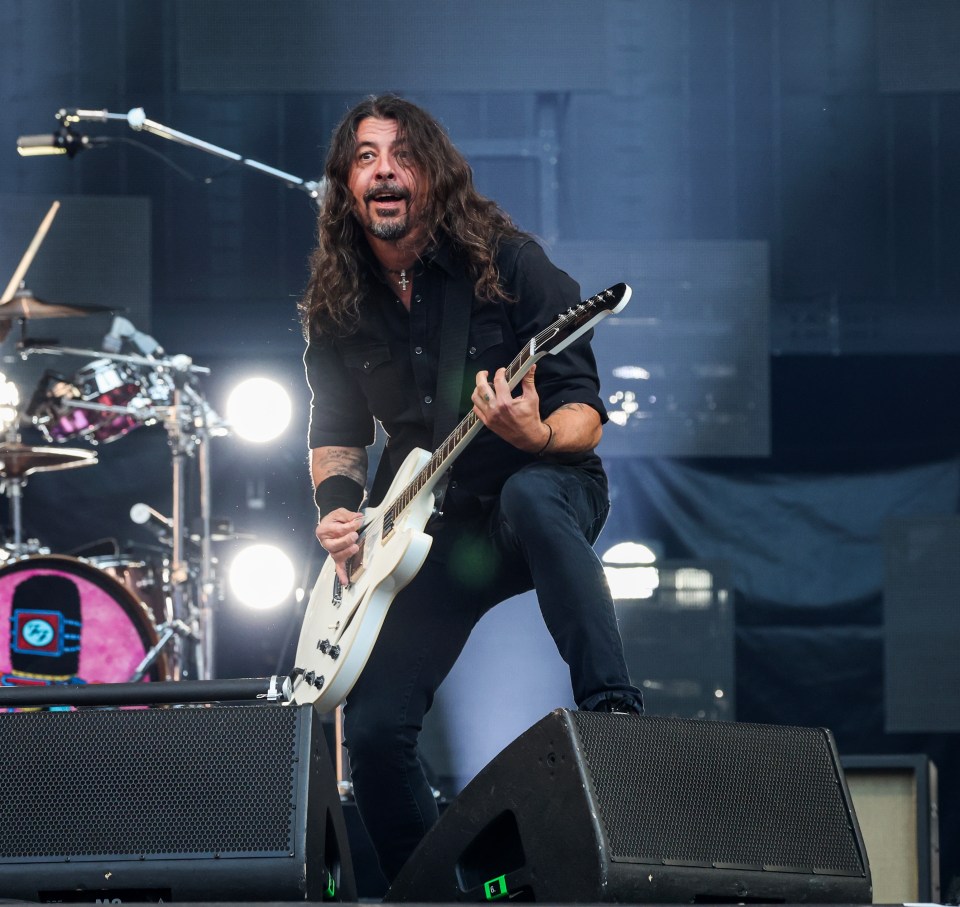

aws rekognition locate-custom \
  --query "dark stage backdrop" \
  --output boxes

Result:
[2,0,960,893]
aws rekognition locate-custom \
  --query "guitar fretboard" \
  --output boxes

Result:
[381,286,623,533]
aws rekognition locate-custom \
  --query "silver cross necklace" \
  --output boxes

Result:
[383,267,410,292]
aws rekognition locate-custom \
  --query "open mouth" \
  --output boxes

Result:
[365,185,409,207]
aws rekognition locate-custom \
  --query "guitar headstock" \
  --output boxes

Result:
[535,283,632,358]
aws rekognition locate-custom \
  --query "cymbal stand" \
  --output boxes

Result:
[128,617,194,683]
[4,475,24,554]
[161,371,225,681]
[18,343,224,677]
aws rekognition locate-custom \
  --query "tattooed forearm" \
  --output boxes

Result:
[311,446,368,488]
[544,403,603,454]
[554,402,594,416]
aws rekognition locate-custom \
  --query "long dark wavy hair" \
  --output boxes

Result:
[299,94,526,336]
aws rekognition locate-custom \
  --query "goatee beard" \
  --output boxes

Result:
[366,217,411,241]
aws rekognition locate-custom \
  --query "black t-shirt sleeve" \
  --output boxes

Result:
[504,241,609,425]
[303,329,377,450]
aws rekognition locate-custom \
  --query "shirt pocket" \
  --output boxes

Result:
[340,341,410,426]
[341,342,393,374]
[466,325,505,362]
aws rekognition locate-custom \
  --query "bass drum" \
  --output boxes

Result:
[0,555,170,686]
[87,555,171,630]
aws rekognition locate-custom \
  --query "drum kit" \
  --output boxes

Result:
[1,205,233,693]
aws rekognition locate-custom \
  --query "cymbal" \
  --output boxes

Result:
[0,442,97,479]
[0,287,114,320]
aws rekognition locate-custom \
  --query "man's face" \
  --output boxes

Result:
[347,116,425,243]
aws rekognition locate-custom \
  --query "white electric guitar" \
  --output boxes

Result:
[291,282,632,709]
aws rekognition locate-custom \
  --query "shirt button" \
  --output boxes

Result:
[414,346,423,355]
[468,346,477,356]
[424,396,433,404]
[363,361,371,370]
[415,295,422,303]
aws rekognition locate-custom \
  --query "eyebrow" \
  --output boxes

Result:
[354,137,408,152]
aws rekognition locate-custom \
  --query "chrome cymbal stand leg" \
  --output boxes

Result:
[162,379,219,681]
[128,619,194,682]
[164,385,204,679]
[196,403,215,680]
[7,477,23,555]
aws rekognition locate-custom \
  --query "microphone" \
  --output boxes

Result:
[16,125,92,158]
[102,316,164,356]
[130,503,173,531]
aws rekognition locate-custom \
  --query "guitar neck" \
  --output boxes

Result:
[382,282,631,526]
[386,340,538,522]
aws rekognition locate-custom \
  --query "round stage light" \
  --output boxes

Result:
[225,376,292,443]
[228,543,296,610]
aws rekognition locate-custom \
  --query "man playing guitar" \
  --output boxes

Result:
[299,94,642,883]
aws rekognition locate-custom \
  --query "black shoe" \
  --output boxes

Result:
[591,696,643,716]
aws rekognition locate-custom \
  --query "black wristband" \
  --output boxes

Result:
[314,475,364,518]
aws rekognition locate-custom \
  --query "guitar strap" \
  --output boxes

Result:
[370,239,530,510]
[431,239,531,513]
[429,270,473,512]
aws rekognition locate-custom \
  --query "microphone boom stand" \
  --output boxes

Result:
[59,107,324,199]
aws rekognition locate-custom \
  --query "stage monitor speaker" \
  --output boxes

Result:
[0,703,356,902]
[387,710,871,904]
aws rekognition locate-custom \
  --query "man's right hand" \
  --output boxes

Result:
[316,507,365,585]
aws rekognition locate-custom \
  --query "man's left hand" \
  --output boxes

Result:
[472,365,551,454]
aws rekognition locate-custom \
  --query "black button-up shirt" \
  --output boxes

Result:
[304,236,607,505]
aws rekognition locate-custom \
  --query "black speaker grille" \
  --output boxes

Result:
[571,714,864,875]
[0,706,300,860]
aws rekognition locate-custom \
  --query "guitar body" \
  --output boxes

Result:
[293,447,436,709]
[291,282,632,710]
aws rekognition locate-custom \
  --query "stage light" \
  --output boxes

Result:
[227,543,296,610]
[603,541,659,565]
[601,541,661,600]
[225,376,292,443]
[0,373,20,435]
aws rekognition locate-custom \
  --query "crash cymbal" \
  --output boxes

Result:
[0,286,114,320]
[0,441,97,479]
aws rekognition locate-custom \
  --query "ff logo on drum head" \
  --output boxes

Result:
[0,557,169,685]
[11,609,80,658]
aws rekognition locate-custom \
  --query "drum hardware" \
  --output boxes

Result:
[1,204,231,690]
[129,617,195,683]
[0,441,97,557]
[19,340,228,682]
[21,345,209,447]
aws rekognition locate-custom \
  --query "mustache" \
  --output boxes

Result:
[363,182,411,203]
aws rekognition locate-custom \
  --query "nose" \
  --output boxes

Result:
[375,155,396,180]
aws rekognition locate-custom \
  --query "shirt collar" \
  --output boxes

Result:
[357,232,461,279]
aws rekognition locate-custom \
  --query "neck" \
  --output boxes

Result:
[365,231,427,274]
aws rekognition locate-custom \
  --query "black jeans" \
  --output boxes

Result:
[342,462,642,882]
